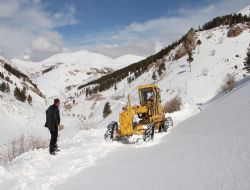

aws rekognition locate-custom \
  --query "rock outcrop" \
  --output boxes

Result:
[175,30,196,60]
[227,25,244,37]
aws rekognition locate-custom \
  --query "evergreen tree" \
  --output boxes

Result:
[127,76,132,84]
[6,83,10,93]
[0,72,4,79]
[114,81,117,91]
[244,46,250,73]
[86,87,89,97]
[0,82,6,92]
[14,87,20,98]
[103,102,112,118]
[27,95,32,104]
[187,52,194,72]
[197,40,202,54]
[158,63,166,77]
[20,87,27,102]
[152,71,157,80]
[14,87,27,102]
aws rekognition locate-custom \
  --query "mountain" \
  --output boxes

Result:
[0,55,47,144]
[12,51,144,97]
[109,54,145,68]
[0,6,250,190]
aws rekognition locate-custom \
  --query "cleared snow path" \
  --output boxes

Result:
[0,128,121,190]
[0,104,199,190]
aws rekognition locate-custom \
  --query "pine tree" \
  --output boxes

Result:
[27,95,32,104]
[158,63,166,77]
[0,72,4,79]
[103,102,112,118]
[152,71,157,80]
[20,87,27,102]
[14,87,20,98]
[244,46,250,73]
[86,87,89,98]
[127,76,132,84]
[197,40,202,54]
[14,87,27,102]
[114,81,117,91]
[187,52,194,72]
[6,83,10,93]
[0,82,6,92]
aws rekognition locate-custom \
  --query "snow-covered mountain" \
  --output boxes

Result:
[0,5,250,190]
[0,55,47,144]
[12,51,144,97]
[66,23,250,131]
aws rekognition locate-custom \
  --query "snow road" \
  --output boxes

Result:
[0,128,121,190]
[55,79,250,190]
[0,103,198,190]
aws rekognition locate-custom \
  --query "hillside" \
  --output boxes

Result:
[64,21,250,131]
[56,76,250,190]
[0,56,47,144]
[12,51,144,97]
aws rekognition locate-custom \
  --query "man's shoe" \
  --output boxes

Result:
[54,146,60,152]
[50,151,56,155]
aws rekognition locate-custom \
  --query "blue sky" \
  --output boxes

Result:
[55,0,215,38]
[0,0,249,60]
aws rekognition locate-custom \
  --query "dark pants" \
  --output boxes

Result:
[49,128,58,153]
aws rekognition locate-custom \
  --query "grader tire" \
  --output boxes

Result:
[104,122,118,141]
[162,117,173,132]
[143,124,155,142]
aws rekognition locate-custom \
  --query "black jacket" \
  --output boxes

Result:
[45,104,60,131]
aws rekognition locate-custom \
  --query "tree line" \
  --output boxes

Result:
[201,13,250,31]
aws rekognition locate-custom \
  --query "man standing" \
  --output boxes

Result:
[45,98,61,155]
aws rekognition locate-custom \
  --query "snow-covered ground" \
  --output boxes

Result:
[0,7,250,190]
[1,67,249,190]
[55,76,250,190]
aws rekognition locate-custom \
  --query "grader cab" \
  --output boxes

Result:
[104,84,173,142]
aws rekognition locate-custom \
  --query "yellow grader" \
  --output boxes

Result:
[104,84,173,142]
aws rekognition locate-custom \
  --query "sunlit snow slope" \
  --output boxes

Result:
[56,77,250,190]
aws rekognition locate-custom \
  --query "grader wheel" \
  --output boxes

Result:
[143,124,155,142]
[162,117,173,132]
[104,122,119,141]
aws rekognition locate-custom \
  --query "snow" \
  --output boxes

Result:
[238,5,250,16]
[0,128,121,189]
[1,71,249,190]
[109,54,145,68]
[0,10,250,190]
[11,51,144,98]
[55,76,250,190]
